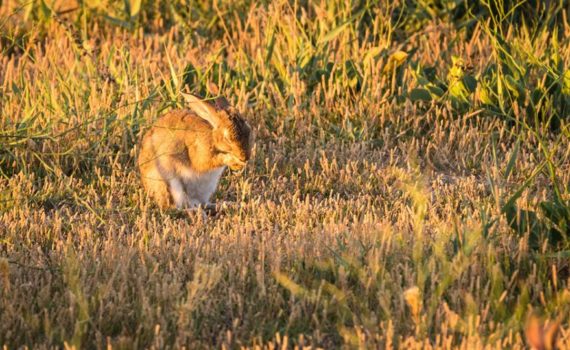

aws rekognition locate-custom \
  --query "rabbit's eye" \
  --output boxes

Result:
[215,148,230,155]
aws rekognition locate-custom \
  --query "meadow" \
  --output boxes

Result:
[1,0,570,348]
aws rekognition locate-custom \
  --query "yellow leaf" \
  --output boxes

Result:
[383,51,408,73]
[273,272,306,297]
[129,0,141,17]
[403,286,422,321]
[562,70,570,96]
[391,51,409,63]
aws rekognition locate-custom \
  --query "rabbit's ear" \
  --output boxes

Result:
[181,93,221,128]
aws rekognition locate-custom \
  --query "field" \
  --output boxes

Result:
[1,0,570,348]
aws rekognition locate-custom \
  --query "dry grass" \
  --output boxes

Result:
[1,0,569,348]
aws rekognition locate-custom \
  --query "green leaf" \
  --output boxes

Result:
[409,88,432,102]
[165,49,179,91]
[318,7,366,44]
[265,29,276,66]
[505,207,542,247]
[531,87,545,106]
[504,75,523,98]
[417,76,430,86]
[39,0,53,21]
[427,85,445,97]
[504,139,519,179]
[501,162,546,214]
[183,63,201,88]
[319,22,350,44]
[562,70,570,96]
[463,75,477,93]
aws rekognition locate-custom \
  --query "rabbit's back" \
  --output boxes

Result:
[139,110,212,166]
[138,109,217,208]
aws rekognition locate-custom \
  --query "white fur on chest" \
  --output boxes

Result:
[179,166,225,205]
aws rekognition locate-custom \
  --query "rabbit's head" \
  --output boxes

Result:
[182,93,254,171]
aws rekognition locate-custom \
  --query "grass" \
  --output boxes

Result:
[1,0,569,348]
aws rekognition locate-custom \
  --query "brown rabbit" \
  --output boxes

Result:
[138,93,254,210]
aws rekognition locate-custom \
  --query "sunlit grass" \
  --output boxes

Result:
[1,0,569,348]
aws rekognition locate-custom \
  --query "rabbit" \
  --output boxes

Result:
[138,92,254,211]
